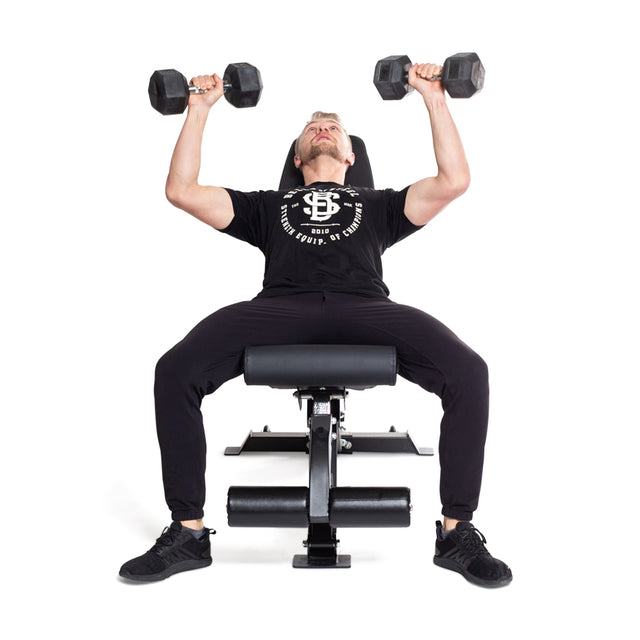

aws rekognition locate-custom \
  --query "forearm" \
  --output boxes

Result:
[423,93,470,191]
[404,62,472,226]
[166,105,211,197]
[161,74,233,228]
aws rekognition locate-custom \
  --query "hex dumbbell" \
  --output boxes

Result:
[148,62,263,115]
[374,53,484,100]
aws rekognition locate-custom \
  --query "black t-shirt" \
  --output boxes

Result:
[220,182,423,298]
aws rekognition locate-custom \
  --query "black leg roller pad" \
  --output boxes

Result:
[228,486,411,527]
[227,486,411,567]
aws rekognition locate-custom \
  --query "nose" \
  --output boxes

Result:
[315,124,332,138]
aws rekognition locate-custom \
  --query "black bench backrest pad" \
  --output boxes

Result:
[244,345,397,390]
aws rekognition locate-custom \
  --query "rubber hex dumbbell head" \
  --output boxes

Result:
[223,63,263,108]
[373,55,414,100]
[442,52,485,98]
[148,69,189,115]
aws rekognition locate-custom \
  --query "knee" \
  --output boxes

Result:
[155,348,174,380]
[467,349,489,386]
[449,347,489,396]
[155,346,192,391]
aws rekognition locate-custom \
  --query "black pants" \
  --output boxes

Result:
[154,292,489,523]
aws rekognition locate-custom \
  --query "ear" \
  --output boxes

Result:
[346,152,355,167]
[294,155,302,169]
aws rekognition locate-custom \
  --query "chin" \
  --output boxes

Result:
[306,143,344,163]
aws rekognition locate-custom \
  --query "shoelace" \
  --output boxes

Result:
[150,526,179,553]
[456,525,490,558]
[149,526,215,554]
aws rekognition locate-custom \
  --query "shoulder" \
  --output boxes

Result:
[347,185,411,208]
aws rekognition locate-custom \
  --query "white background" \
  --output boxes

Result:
[2,0,638,637]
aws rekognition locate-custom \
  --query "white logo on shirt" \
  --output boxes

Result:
[303,192,341,222]
[280,186,362,246]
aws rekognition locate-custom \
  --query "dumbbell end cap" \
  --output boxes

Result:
[223,62,263,108]
[373,55,413,100]
[443,52,485,98]
[148,69,190,115]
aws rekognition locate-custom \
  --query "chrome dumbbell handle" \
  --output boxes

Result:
[188,81,232,95]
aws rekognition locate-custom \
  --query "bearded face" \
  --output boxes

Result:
[294,120,354,169]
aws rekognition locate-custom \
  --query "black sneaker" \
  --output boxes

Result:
[433,520,512,588]
[119,522,214,582]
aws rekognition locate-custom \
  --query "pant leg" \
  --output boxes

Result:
[321,293,489,521]
[155,291,489,523]
[154,294,326,521]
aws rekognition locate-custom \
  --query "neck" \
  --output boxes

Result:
[301,156,348,186]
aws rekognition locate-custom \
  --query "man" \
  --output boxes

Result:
[119,63,512,587]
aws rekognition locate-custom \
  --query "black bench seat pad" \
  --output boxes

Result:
[244,345,397,390]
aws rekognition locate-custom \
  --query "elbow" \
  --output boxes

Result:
[165,179,187,209]
[460,168,471,194]
[451,164,471,196]
[442,170,471,200]
[454,176,471,198]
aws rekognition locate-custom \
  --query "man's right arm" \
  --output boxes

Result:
[164,73,234,230]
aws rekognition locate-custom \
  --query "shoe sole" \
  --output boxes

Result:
[119,557,212,583]
[433,556,512,588]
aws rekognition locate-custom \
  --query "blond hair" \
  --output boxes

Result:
[295,111,351,156]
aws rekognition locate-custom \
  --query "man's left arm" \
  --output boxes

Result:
[404,63,471,227]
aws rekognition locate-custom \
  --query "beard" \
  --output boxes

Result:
[303,140,345,163]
